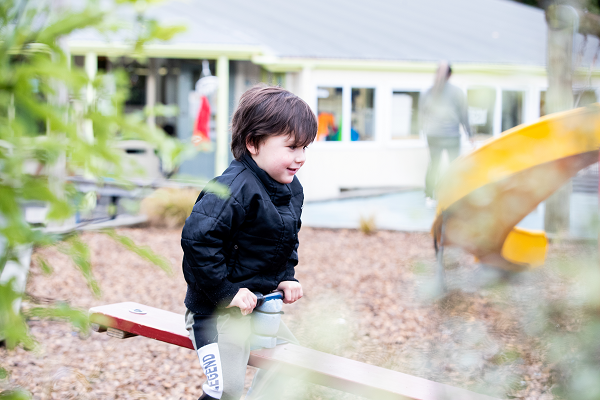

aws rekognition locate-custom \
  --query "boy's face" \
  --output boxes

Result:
[247,134,306,184]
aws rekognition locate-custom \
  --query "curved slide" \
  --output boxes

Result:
[432,104,600,271]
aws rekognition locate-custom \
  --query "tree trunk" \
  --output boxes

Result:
[544,5,576,234]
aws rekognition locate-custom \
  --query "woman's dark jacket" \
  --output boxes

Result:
[181,153,302,315]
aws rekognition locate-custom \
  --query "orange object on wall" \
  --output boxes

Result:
[192,96,211,145]
[317,112,336,141]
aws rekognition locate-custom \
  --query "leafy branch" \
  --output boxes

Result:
[0,0,187,378]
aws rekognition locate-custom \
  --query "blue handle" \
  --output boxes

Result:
[254,290,284,306]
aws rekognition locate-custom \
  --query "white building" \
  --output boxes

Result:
[66,0,600,200]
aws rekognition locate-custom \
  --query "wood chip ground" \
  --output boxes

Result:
[0,227,592,399]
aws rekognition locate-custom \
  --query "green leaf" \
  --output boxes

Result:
[150,24,187,42]
[0,279,36,350]
[36,9,105,45]
[45,198,73,221]
[58,235,101,297]
[103,230,172,275]
[0,366,8,380]
[0,187,20,218]
[25,304,89,334]
[0,389,31,400]
[35,255,53,275]
[203,180,231,199]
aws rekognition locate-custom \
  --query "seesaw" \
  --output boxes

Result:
[432,104,600,272]
[89,301,499,400]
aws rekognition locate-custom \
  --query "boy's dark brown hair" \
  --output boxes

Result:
[230,85,317,160]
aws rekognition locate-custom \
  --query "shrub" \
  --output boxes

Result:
[141,187,199,228]
[358,214,377,235]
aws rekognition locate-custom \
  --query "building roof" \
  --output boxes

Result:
[67,0,599,67]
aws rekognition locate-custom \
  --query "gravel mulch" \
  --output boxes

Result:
[0,227,593,399]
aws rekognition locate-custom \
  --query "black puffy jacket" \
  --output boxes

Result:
[181,153,302,314]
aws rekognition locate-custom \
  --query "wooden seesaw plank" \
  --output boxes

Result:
[89,302,500,400]
[89,302,194,349]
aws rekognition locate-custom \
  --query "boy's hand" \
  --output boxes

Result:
[226,288,257,316]
[277,281,303,304]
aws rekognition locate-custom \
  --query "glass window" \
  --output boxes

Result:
[316,87,342,141]
[501,90,524,132]
[467,87,496,137]
[73,55,84,68]
[541,89,595,117]
[575,89,597,107]
[351,88,375,141]
[391,91,420,139]
[540,90,546,117]
[124,60,148,107]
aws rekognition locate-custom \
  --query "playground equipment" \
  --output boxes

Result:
[432,104,600,272]
[250,291,285,350]
[89,302,498,400]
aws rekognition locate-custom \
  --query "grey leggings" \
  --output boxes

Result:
[185,309,298,400]
[425,135,461,198]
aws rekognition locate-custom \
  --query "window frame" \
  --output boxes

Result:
[500,87,528,134]
[313,83,380,145]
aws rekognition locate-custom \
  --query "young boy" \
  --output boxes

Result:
[181,85,317,400]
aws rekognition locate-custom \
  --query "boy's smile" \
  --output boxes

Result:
[247,134,306,184]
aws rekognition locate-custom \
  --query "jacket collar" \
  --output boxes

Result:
[240,153,291,206]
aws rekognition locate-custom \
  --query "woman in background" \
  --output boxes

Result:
[419,61,473,207]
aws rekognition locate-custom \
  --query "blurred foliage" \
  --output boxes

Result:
[122,102,198,177]
[541,249,600,400]
[0,389,30,400]
[57,235,100,296]
[0,0,188,397]
[277,243,600,400]
[423,244,600,400]
[103,228,171,273]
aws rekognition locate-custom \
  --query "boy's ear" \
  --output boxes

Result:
[246,139,259,156]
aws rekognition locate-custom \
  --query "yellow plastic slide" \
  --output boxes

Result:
[432,104,600,271]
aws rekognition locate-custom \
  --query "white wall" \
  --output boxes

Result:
[298,143,429,200]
